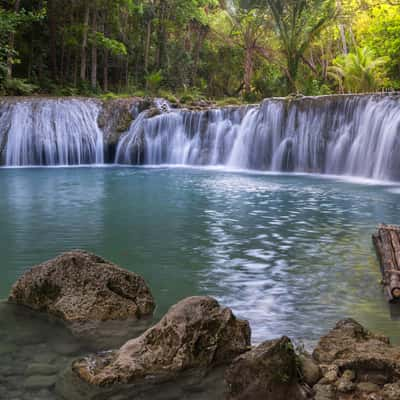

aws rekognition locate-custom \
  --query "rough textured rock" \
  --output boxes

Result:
[312,319,400,400]
[98,97,153,162]
[146,107,162,118]
[72,296,251,387]
[300,353,322,386]
[336,369,355,393]
[225,336,305,400]
[313,383,336,400]
[8,251,155,333]
[383,382,400,400]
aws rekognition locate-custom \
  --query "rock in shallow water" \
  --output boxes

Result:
[312,318,400,399]
[72,296,251,387]
[8,250,155,337]
[225,336,305,400]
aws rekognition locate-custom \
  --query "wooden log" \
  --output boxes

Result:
[379,224,400,231]
[373,225,400,302]
[390,230,400,269]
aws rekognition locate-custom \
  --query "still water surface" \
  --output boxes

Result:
[0,167,400,398]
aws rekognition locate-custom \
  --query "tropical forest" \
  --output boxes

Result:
[1,1,400,400]
[1,0,400,99]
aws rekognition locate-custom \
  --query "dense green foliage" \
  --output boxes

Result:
[328,47,387,92]
[0,0,399,99]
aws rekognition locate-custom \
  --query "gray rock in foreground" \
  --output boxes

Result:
[8,250,155,336]
[72,296,251,387]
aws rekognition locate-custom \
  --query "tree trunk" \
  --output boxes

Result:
[144,21,152,73]
[125,57,129,88]
[191,26,208,86]
[80,3,90,82]
[244,47,254,95]
[60,28,66,83]
[91,10,98,90]
[156,1,167,69]
[73,53,78,87]
[48,0,58,80]
[286,55,299,94]
[339,25,348,55]
[103,48,109,92]
[336,0,348,55]
[65,47,71,83]
[6,0,21,79]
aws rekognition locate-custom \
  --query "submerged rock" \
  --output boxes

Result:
[225,336,305,400]
[8,250,155,337]
[72,296,251,387]
[23,374,57,390]
[26,363,59,376]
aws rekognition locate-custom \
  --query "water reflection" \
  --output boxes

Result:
[197,173,400,344]
[0,168,400,347]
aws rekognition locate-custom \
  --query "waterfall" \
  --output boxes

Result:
[0,98,104,166]
[115,107,251,166]
[1,94,400,181]
[115,94,400,181]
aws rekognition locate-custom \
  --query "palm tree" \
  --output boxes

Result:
[328,46,387,93]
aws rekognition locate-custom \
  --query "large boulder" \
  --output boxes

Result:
[72,296,251,387]
[8,251,155,337]
[225,336,306,400]
[312,319,400,399]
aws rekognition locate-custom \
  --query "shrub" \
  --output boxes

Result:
[179,94,194,104]
[216,97,243,106]
[3,78,38,95]
[158,90,179,104]
[145,70,163,94]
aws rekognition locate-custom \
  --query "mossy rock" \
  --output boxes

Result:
[146,107,161,118]
[116,110,134,132]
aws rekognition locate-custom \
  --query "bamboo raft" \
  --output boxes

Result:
[373,224,400,302]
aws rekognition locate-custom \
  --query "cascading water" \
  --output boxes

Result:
[1,94,400,181]
[115,94,400,181]
[0,98,104,166]
[115,106,251,166]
